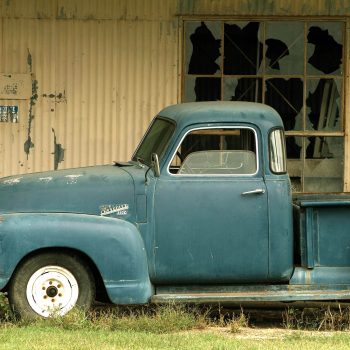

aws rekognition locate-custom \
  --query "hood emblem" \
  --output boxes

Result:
[65,174,83,184]
[100,204,129,217]
[3,177,22,185]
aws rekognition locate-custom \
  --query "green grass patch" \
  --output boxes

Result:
[1,325,350,350]
[31,304,207,333]
[3,292,350,349]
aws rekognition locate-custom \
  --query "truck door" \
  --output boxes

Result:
[153,126,269,284]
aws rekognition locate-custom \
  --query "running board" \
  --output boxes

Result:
[152,285,350,304]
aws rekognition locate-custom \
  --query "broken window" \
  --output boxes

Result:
[307,22,343,76]
[224,78,262,102]
[287,136,344,193]
[224,21,263,75]
[265,22,304,75]
[183,19,345,193]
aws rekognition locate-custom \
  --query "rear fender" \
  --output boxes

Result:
[0,213,152,304]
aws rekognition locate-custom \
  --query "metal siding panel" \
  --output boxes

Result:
[0,0,178,19]
[0,0,57,18]
[56,0,177,20]
[2,0,350,18]
[1,0,349,178]
[0,12,178,177]
[178,0,350,16]
[0,19,55,177]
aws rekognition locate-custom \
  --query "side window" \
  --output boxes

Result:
[169,128,257,175]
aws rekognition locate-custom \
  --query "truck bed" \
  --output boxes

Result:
[292,194,350,285]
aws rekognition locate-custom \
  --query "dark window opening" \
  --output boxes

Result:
[184,19,345,192]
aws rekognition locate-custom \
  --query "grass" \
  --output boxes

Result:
[282,305,350,331]
[2,324,350,350]
[2,293,350,349]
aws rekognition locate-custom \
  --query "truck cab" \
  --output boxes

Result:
[133,102,293,284]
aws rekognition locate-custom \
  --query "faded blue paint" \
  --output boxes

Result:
[295,194,350,269]
[1,101,350,306]
[0,213,152,304]
[0,165,136,219]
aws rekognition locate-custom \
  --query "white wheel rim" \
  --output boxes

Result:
[26,265,79,317]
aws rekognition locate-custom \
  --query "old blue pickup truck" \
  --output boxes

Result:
[1,101,350,318]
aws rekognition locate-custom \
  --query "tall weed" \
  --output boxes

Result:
[0,292,13,322]
[283,305,350,331]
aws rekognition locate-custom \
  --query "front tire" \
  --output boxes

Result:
[8,252,95,319]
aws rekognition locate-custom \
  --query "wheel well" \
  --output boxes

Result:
[7,247,110,303]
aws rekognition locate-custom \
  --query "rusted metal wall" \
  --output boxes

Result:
[178,0,350,16]
[0,0,179,176]
[0,0,349,177]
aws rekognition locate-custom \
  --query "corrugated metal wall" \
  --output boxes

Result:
[0,0,349,177]
[0,0,179,176]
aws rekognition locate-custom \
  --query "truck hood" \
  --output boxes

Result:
[0,165,137,220]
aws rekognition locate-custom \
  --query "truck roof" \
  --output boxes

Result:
[158,102,284,131]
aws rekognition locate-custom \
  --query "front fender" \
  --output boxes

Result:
[0,213,152,304]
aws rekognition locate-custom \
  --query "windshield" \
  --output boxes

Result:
[132,117,176,166]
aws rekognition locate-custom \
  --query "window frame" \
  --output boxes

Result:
[269,128,287,174]
[181,18,347,193]
[166,125,260,177]
[132,116,176,167]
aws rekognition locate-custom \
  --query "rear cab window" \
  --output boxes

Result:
[270,128,287,174]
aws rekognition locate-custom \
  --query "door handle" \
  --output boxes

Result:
[241,188,265,195]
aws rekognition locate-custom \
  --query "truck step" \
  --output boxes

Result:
[152,285,350,303]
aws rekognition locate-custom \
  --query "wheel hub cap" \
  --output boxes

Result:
[26,266,79,317]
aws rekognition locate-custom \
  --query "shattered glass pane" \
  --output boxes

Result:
[306,78,342,131]
[223,78,262,102]
[304,137,343,192]
[185,21,221,75]
[224,21,263,75]
[184,76,221,102]
[286,136,302,160]
[265,22,304,75]
[307,22,343,75]
[286,136,303,192]
[265,78,303,131]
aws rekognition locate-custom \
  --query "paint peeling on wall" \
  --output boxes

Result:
[52,128,65,170]
[42,91,67,104]
[58,6,67,19]
[24,49,38,159]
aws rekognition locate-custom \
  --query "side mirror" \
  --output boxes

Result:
[151,153,160,177]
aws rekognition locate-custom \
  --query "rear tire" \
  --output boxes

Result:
[8,252,95,319]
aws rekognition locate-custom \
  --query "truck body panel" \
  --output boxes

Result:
[1,101,350,316]
[0,213,152,304]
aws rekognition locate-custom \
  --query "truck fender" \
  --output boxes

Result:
[0,213,153,304]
